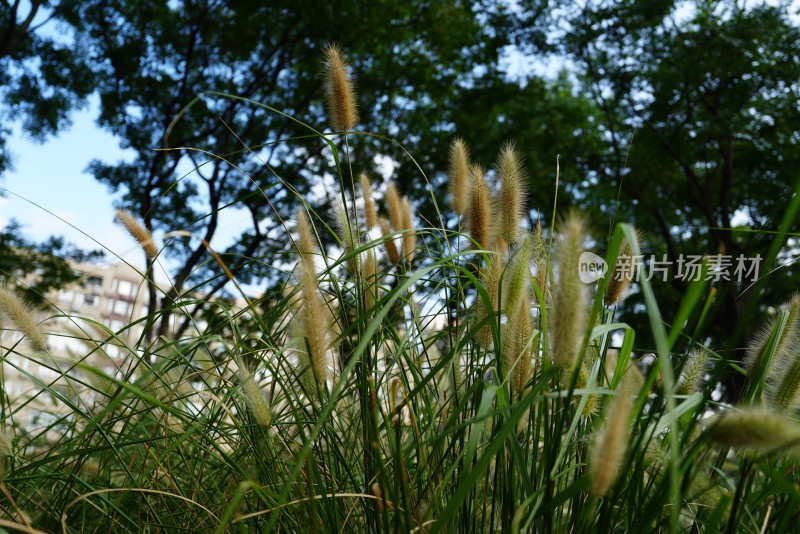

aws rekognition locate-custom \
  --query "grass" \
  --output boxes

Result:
[2,45,800,533]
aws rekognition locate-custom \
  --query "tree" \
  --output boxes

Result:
[514,0,800,395]
[59,0,601,341]
[0,1,101,302]
[0,221,103,304]
[0,0,94,168]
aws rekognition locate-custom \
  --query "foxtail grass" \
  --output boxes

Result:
[0,285,48,352]
[116,209,158,258]
[2,43,797,534]
[448,138,470,217]
[495,141,527,247]
[359,173,378,229]
[588,387,634,496]
[294,208,331,394]
[550,211,588,375]
[467,165,491,252]
[603,228,641,306]
[322,43,359,131]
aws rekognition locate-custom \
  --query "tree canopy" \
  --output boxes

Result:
[2,0,799,394]
[547,1,800,392]
[0,0,98,299]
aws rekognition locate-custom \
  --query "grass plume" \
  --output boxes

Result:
[676,347,710,395]
[334,200,360,274]
[380,216,401,264]
[604,228,641,306]
[468,165,491,252]
[448,138,471,217]
[745,294,800,385]
[295,208,331,392]
[550,211,588,375]
[386,182,404,235]
[0,285,47,352]
[116,209,158,258]
[475,251,503,349]
[496,142,527,246]
[503,235,532,320]
[360,172,378,229]
[0,427,10,482]
[238,364,271,427]
[363,248,379,312]
[401,196,416,263]
[588,387,634,496]
[704,407,800,453]
[322,43,359,131]
[504,290,533,399]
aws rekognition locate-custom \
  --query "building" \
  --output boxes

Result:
[2,260,158,438]
[48,260,153,358]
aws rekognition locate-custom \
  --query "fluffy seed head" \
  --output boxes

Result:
[746,294,800,383]
[0,286,47,352]
[576,362,600,417]
[363,248,379,312]
[503,235,532,320]
[589,389,633,496]
[550,211,588,374]
[295,208,318,274]
[770,313,800,408]
[386,182,404,232]
[773,358,800,411]
[449,352,466,400]
[116,209,158,258]
[300,282,330,390]
[676,347,710,395]
[0,429,10,456]
[604,228,642,306]
[504,290,534,399]
[448,138,471,217]
[468,165,491,252]
[360,173,378,229]
[322,43,359,131]
[294,209,330,392]
[475,251,504,349]
[0,428,10,482]
[334,200,360,274]
[401,197,416,263]
[239,365,271,427]
[380,217,401,264]
[496,142,527,246]
[704,407,800,453]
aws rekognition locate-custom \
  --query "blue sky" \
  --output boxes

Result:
[1,96,141,265]
[1,96,258,283]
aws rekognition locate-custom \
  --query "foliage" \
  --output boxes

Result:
[1,48,800,531]
[56,0,516,336]
[0,0,94,166]
[0,220,103,305]
[3,3,800,398]
[528,0,800,394]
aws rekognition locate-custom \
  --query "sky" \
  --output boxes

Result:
[1,97,141,265]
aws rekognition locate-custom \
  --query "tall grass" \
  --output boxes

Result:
[1,46,800,534]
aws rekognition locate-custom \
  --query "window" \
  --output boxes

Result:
[84,294,98,307]
[117,279,134,297]
[87,276,103,288]
[113,299,130,316]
